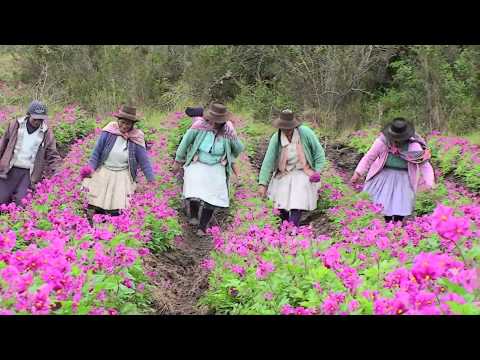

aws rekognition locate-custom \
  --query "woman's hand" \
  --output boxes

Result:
[258,185,267,198]
[350,172,362,184]
[172,160,183,174]
[80,165,93,179]
[230,174,240,187]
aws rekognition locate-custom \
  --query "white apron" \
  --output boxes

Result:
[267,129,319,211]
[183,161,229,208]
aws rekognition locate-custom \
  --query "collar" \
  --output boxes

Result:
[18,116,48,132]
[280,128,299,147]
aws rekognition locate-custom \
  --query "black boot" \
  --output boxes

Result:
[384,216,393,223]
[107,209,120,217]
[279,209,289,223]
[189,200,200,225]
[289,209,303,227]
[393,215,405,224]
[198,207,214,236]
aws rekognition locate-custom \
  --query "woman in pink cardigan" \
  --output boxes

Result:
[351,118,435,224]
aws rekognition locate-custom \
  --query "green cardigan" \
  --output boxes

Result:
[259,125,326,186]
[175,129,244,181]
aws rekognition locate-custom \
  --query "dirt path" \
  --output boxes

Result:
[142,113,235,314]
[144,207,230,314]
[144,116,369,314]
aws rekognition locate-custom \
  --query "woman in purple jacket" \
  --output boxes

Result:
[82,105,154,218]
[351,118,435,224]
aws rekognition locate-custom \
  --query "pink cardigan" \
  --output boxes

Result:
[355,133,435,192]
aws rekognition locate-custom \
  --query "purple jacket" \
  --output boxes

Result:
[88,131,154,182]
[355,133,435,192]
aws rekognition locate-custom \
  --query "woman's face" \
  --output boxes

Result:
[281,128,294,137]
[393,139,406,147]
[213,122,225,130]
[118,118,134,134]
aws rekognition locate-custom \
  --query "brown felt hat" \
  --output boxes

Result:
[382,118,415,142]
[114,105,140,122]
[203,103,231,124]
[272,109,302,129]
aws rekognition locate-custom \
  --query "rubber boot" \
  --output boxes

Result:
[289,209,303,227]
[198,207,214,236]
[189,200,200,225]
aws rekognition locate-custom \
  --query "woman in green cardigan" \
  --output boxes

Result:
[173,103,244,236]
[258,110,326,227]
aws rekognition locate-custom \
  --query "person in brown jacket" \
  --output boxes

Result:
[0,100,62,206]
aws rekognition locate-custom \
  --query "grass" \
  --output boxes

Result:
[0,53,17,83]
[465,131,480,146]
[141,109,170,130]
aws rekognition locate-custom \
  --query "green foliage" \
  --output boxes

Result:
[144,215,182,253]
[239,119,273,159]
[367,46,480,134]
[454,153,480,191]
[53,117,96,149]
[415,183,449,216]
[231,81,296,121]
[167,116,192,158]
[348,128,378,154]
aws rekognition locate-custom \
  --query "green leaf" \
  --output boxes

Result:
[437,278,468,297]
[71,265,81,277]
[120,302,138,314]
[447,301,480,315]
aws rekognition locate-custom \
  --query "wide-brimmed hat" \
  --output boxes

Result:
[203,103,231,124]
[272,109,302,129]
[382,118,415,142]
[114,105,140,122]
[27,100,48,120]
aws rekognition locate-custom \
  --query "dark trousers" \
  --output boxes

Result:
[188,198,216,231]
[384,215,404,223]
[279,209,303,227]
[87,204,120,217]
[0,167,32,206]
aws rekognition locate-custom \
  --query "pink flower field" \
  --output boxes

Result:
[0,107,479,315]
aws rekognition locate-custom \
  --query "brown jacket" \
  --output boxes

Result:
[0,117,62,186]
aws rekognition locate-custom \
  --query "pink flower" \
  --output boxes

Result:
[432,205,454,227]
[309,172,321,183]
[313,282,323,293]
[375,235,390,251]
[438,217,471,242]
[108,308,119,315]
[280,304,315,315]
[231,265,246,277]
[338,266,361,294]
[31,284,52,315]
[322,297,339,315]
[348,300,359,312]
[255,260,275,280]
[201,258,215,271]
[411,253,444,282]
[295,307,316,315]
[280,304,296,315]
[80,165,93,179]
[0,231,16,252]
